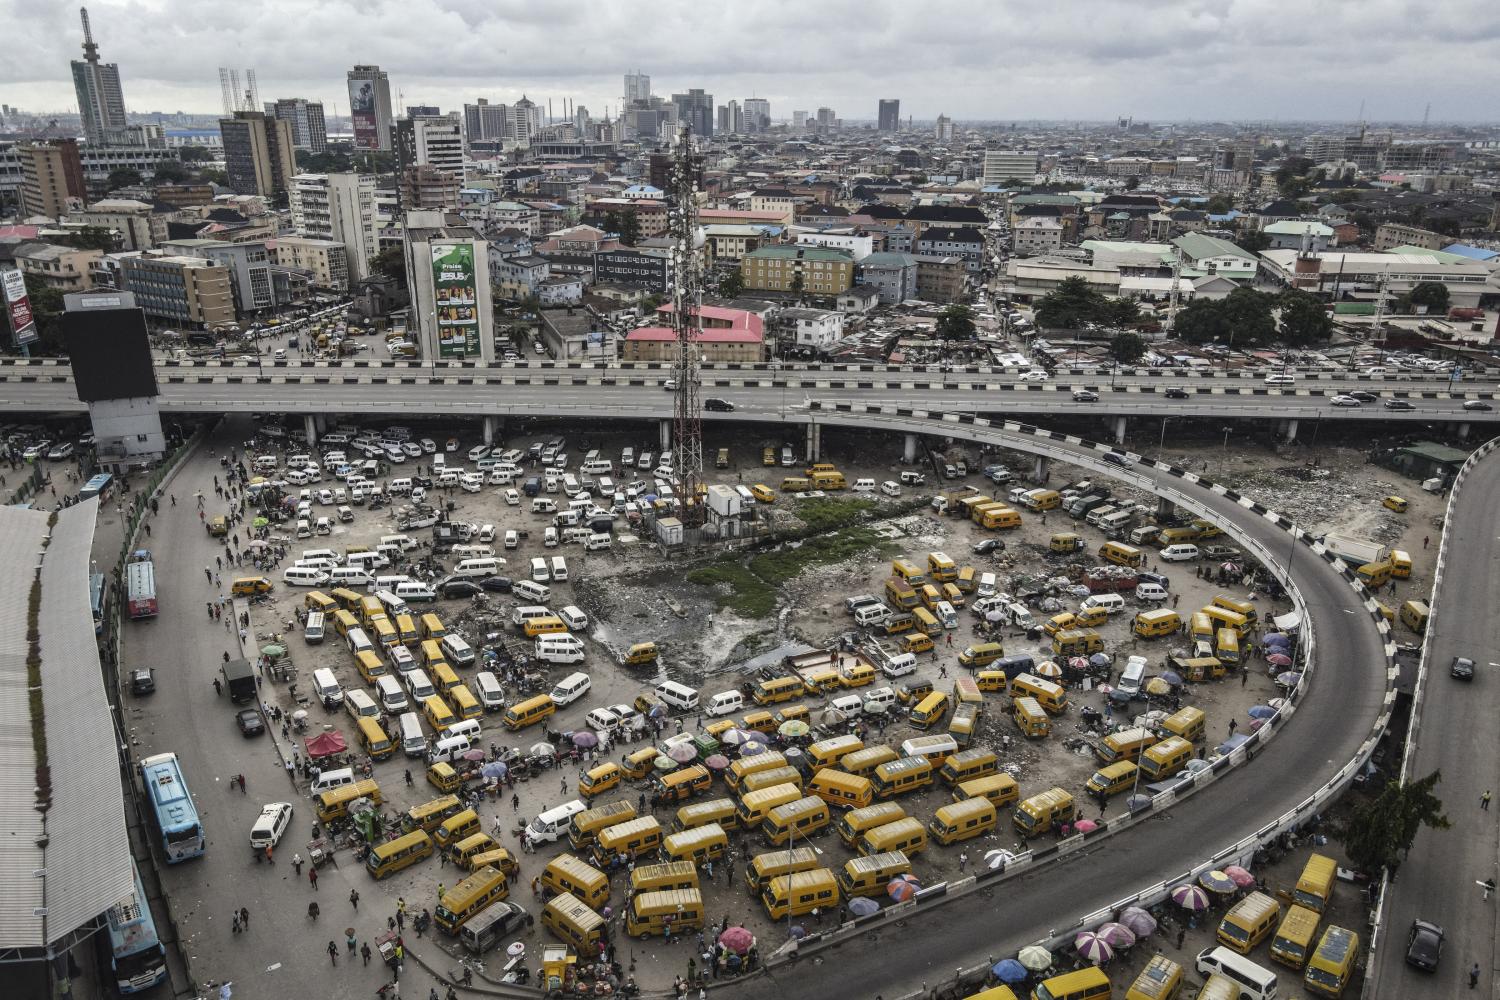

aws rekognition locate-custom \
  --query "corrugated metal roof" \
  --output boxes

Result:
[0,502,133,949]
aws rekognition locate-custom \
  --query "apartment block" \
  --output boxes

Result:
[289,172,377,282]
[741,245,855,295]
[219,111,295,197]
[119,254,235,329]
[72,198,163,251]
[274,237,350,291]
[18,139,88,218]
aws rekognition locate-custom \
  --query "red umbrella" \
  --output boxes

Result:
[703,754,730,770]
[888,874,920,902]
[304,730,347,759]
[1223,865,1256,888]
[1074,818,1099,833]
[718,926,754,955]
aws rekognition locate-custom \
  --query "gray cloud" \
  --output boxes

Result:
[1,0,1496,122]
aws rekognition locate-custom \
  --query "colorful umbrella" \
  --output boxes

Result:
[1159,670,1184,686]
[1223,865,1256,888]
[481,762,508,779]
[1200,870,1237,894]
[718,927,754,955]
[462,748,486,761]
[252,516,269,528]
[1035,660,1063,679]
[1119,906,1157,937]
[984,849,1015,870]
[1096,922,1136,948]
[667,743,697,763]
[847,897,879,916]
[992,959,1028,984]
[1247,705,1277,719]
[1017,946,1053,972]
[1263,632,1290,646]
[1171,884,1210,911]
[1073,818,1099,833]
[571,731,599,748]
[719,728,754,746]
[1074,931,1114,964]
[887,874,920,902]
[1145,677,1172,696]
[1068,656,1089,670]
[703,754,730,770]
[740,741,768,756]
[778,720,810,738]
[1267,652,1293,666]
[653,756,675,771]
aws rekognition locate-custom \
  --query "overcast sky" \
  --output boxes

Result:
[4,0,1499,124]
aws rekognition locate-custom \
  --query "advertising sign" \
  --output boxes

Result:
[430,244,480,358]
[1,268,38,346]
[348,74,379,150]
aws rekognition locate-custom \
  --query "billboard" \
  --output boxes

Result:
[348,73,379,150]
[2,268,38,347]
[430,244,481,358]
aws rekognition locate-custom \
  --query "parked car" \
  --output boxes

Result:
[1384,399,1416,410]
[236,708,265,737]
[129,668,156,696]
[440,579,482,599]
[480,576,514,593]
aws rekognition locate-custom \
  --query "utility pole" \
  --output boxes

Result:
[668,125,705,525]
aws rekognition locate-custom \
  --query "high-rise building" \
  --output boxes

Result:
[624,72,652,104]
[724,100,743,134]
[267,98,328,152]
[573,106,591,138]
[816,107,837,129]
[119,253,235,330]
[792,111,808,129]
[463,98,510,144]
[398,165,462,212]
[671,89,714,137]
[982,150,1040,184]
[511,97,543,144]
[289,173,378,284]
[402,210,493,362]
[878,99,900,132]
[396,114,465,180]
[934,114,955,143]
[219,110,295,197]
[743,98,770,133]
[347,65,394,151]
[70,8,127,147]
[18,139,88,218]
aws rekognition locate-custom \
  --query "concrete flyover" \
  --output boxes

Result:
[1364,438,1500,998]
[704,404,1398,1000]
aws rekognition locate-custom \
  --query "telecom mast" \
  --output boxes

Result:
[667,125,706,525]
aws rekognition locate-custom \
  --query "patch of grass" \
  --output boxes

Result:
[689,526,896,619]
[686,563,778,618]
[796,497,877,533]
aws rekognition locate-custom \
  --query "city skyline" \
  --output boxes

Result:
[3,1,1499,125]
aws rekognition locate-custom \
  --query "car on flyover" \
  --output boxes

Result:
[1072,390,1099,402]
[1348,390,1377,402]
[704,398,735,412]
[1018,370,1049,382]
[1450,656,1475,681]
[1405,919,1444,971]
[1463,399,1494,411]
[1163,387,1189,399]
[1384,399,1416,410]
[1330,395,1361,407]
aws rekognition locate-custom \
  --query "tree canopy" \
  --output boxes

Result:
[717,268,745,299]
[935,304,977,341]
[1404,281,1450,315]
[151,160,190,183]
[1109,331,1148,365]
[1173,286,1277,346]
[369,247,406,288]
[1035,276,1139,330]
[1342,769,1450,877]
[54,226,117,252]
[19,275,68,355]
[106,168,143,191]
[1277,289,1333,347]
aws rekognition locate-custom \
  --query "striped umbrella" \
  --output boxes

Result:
[887,874,920,902]
[1096,922,1137,948]
[1074,931,1114,964]
[1171,883,1210,911]
[718,728,755,747]
[1200,870,1237,894]
[1035,660,1063,680]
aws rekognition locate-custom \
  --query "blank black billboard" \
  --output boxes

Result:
[64,307,158,402]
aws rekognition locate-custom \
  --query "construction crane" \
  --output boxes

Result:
[667,124,706,525]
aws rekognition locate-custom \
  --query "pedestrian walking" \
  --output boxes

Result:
[1471,962,1481,988]
[1241,669,1248,688]
[240,906,249,928]
[292,853,303,875]
[213,677,222,696]
[1177,926,1186,949]
[1228,718,1238,735]
[309,867,318,890]
[232,912,242,934]
[327,940,338,965]
[346,931,357,954]
[350,889,361,909]
[404,769,413,787]
[958,851,968,872]
[1483,790,1492,811]
[362,942,372,966]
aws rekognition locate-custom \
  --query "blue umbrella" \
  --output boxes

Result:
[1159,670,1184,686]
[1089,653,1111,668]
[847,897,879,917]
[1247,705,1277,720]
[1217,734,1249,754]
[481,761,508,779]
[1262,632,1290,646]
[992,959,1028,984]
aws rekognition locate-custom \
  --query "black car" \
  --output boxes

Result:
[1137,571,1171,589]
[1349,390,1377,402]
[1103,451,1132,466]
[479,901,532,940]
[1405,919,1444,971]
[1164,387,1189,399]
[440,579,482,599]
[1384,399,1416,410]
[480,575,513,593]
[412,476,433,488]
[972,538,1004,554]
[704,398,735,412]
[236,708,265,737]
[1072,390,1100,402]
[1451,656,1475,680]
[1463,399,1494,411]
[129,668,156,696]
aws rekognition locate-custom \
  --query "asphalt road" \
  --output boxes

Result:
[1366,445,1500,998]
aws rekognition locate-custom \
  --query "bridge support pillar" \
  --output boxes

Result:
[482,416,496,446]
[303,414,317,448]
[1457,422,1471,440]
[904,433,918,464]
[1156,497,1175,521]
[659,419,671,451]
[314,414,327,432]
[1113,415,1128,445]
[1284,419,1299,443]
[806,422,821,462]
[1032,455,1049,484]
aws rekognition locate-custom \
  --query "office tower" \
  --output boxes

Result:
[792,110,808,129]
[18,140,88,218]
[624,72,651,103]
[743,98,770,133]
[289,173,378,282]
[816,107,836,128]
[347,65,394,151]
[511,96,542,144]
[268,98,328,152]
[982,150,1040,184]
[219,110,295,197]
[402,210,494,362]
[71,8,127,147]
[396,114,465,180]
[671,89,714,137]
[935,114,954,142]
[878,99,900,132]
[463,98,510,143]
[573,105,591,138]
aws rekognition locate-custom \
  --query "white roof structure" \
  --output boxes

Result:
[0,501,132,950]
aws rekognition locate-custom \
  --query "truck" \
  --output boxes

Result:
[931,487,981,515]
[221,657,257,704]
[1084,567,1139,594]
[1319,533,1388,567]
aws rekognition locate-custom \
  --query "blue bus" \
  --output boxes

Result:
[139,753,204,862]
[101,863,169,994]
[90,572,106,635]
[80,472,114,501]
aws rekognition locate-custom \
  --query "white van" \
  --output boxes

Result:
[977,572,998,598]
[585,533,612,552]
[452,557,501,579]
[1135,582,1169,602]
[550,671,592,706]
[1118,656,1148,699]
[282,566,330,587]
[399,713,427,757]
[381,534,418,552]
[387,643,415,675]
[374,580,411,603]
[301,548,340,563]
[550,555,568,581]
[504,530,520,549]
[563,526,593,545]
[530,557,550,582]
[450,544,494,561]
[536,635,586,665]
[1160,543,1200,562]
[512,605,553,628]
[879,481,901,498]
[1263,373,1296,387]
[440,634,475,667]
[828,694,864,717]
[580,459,612,476]
[345,627,374,657]
[526,800,587,844]
[312,667,344,708]
[862,687,898,715]
[304,611,325,644]
[655,680,699,711]
[344,689,379,721]
[428,732,476,765]
[1194,946,1278,1000]
[376,675,409,713]
[882,653,918,678]
[532,497,557,514]
[1007,603,1035,629]
[388,477,413,495]
[404,669,437,703]
[328,567,372,588]
[296,519,313,539]
[543,527,559,548]
[394,580,437,603]
[854,603,891,627]
[1080,593,1126,615]
[309,766,357,797]
[513,580,551,603]
[935,600,959,629]
[851,478,877,493]
[474,671,505,711]
[705,690,744,717]
[558,605,589,631]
